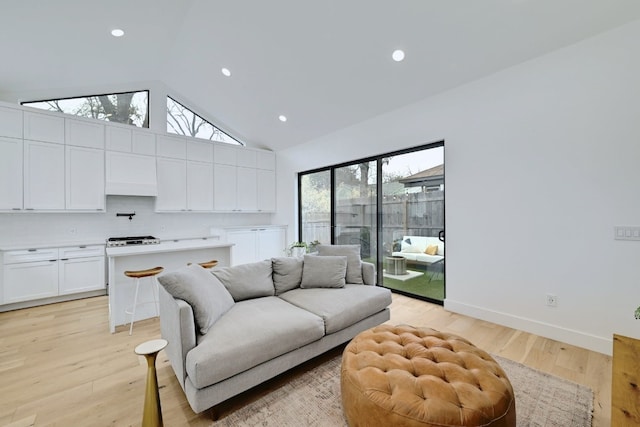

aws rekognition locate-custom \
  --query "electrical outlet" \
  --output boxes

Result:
[69,227,77,235]
[546,294,557,307]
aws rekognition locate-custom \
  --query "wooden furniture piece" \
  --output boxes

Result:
[341,324,516,427]
[612,334,640,426]
[124,267,164,335]
[187,259,219,269]
[135,339,168,427]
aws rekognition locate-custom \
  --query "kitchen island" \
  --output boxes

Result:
[106,237,233,333]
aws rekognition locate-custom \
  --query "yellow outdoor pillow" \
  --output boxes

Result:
[425,245,438,255]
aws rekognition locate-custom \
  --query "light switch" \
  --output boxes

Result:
[615,226,640,241]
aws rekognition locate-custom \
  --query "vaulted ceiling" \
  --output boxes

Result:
[2,0,640,151]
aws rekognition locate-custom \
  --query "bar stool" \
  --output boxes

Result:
[124,266,164,335]
[187,259,218,269]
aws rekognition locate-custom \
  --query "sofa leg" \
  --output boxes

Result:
[209,407,219,421]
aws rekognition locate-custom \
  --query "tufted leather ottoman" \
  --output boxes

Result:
[341,325,516,427]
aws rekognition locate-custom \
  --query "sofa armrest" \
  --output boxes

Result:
[159,285,197,390]
[362,261,376,285]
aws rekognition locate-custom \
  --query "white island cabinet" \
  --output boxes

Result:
[106,238,233,333]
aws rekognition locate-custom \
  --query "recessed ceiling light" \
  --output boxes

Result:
[111,29,124,37]
[278,115,287,122]
[392,49,405,62]
[221,68,231,77]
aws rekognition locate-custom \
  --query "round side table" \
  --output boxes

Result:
[135,339,168,427]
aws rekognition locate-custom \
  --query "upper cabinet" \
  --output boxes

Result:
[0,101,277,213]
[0,137,23,210]
[23,112,64,144]
[66,145,105,210]
[0,106,23,138]
[24,140,65,210]
[65,118,104,149]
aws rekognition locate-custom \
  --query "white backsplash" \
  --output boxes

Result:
[0,196,272,248]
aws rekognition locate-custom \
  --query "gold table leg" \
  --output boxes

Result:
[135,339,168,427]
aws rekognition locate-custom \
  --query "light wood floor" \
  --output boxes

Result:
[0,294,611,426]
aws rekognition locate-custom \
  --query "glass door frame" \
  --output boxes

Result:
[297,140,445,304]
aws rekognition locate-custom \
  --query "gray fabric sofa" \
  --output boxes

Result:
[158,246,392,414]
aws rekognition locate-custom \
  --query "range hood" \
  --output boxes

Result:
[105,151,158,196]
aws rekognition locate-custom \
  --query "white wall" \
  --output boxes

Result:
[0,196,271,248]
[274,19,640,355]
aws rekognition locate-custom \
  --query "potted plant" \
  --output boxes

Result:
[287,242,307,257]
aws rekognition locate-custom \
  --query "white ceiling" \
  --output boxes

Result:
[2,0,640,151]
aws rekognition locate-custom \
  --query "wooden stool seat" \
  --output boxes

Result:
[187,260,218,269]
[125,266,164,279]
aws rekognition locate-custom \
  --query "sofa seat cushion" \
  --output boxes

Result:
[186,297,325,389]
[278,285,392,334]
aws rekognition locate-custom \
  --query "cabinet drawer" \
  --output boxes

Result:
[3,248,58,264]
[58,245,105,259]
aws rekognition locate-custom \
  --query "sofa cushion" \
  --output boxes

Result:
[317,244,363,284]
[272,256,303,295]
[300,255,347,288]
[212,260,274,301]
[279,285,392,334]
[186,297,325,388]
[158,265,235,335]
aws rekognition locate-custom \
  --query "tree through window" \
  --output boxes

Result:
[22,90,149,127]
[166,97,242,145]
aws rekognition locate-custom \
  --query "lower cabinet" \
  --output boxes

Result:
[226,226,287,266]
[3,259,59,304]
[1,245,106,306]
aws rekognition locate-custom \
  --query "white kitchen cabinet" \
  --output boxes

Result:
[157,158,214,212]
[237,167,258,211]
[226,226,287,265]
[58,246,105,295]
[213,164,237,211]
[236,149,257,168]
[1,245,106,306]
[65,118,104,149]
[0,106,23,138]
[2,248,59,304]
[187,161,214,211]
[157,134,186,159]
[0,137,23,210]
[105,151,158,196]
[24,140,65,210]
[156,157,187,211]
[65,145,105,210]
[256,169,276,212]
[23,111,65,144]
[187,140,213,162]
[213,143,237,165]
[132,131,155,155]
[105,126,132,152]
[106,127,156,155]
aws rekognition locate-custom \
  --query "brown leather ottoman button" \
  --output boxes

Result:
[341,324,516,427]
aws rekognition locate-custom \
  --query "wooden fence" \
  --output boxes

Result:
[302,190,444,257]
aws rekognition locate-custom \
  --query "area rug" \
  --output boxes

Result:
[215,354,593,427]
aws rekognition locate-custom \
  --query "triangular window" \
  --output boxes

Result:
[167,96,243,145]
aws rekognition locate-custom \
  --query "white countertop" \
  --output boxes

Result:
[106,237,234,257]
[0,239,106,252]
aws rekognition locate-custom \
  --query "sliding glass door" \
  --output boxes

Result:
[298,142,444,304]
[380,148,444,301]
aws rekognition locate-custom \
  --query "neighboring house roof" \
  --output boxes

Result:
[399,164,444,188]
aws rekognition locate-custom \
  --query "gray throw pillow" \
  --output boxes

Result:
[272,257,303,295]
[316,244,363,284]
[158,264,235,335]
[300,255,347,288]
[212,259,275,301]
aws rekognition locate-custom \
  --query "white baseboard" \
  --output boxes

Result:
[444,299,612,356]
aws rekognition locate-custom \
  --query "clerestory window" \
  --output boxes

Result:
[22,90,149,127]
[166,96,243,145]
